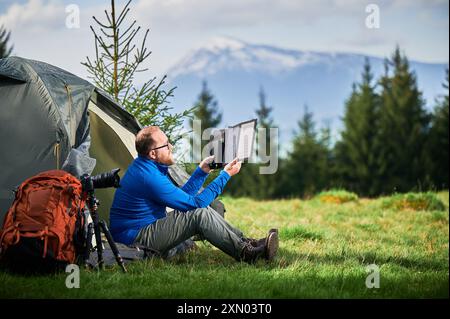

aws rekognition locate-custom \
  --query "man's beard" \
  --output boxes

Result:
[164,156,175,166]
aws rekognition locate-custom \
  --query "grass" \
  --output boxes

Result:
[0,191,448,298]
[381,192,446,211]
[315,189,359,204]
[279,226,324,241]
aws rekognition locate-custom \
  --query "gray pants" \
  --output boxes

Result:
[134,206,246,260]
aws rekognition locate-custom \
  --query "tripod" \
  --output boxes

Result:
[82,186,127,273]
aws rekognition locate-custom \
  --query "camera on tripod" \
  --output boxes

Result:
[80,168,121,193]
[79,168,127,272]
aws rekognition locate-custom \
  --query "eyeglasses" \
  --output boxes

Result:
[151,141,172,151]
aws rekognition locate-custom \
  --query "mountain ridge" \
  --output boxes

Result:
[166,36,448,150]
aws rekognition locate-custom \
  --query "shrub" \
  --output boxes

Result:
[382,192,446,211]
[315,190,359,204]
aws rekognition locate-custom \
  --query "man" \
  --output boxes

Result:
[110,126,278,263]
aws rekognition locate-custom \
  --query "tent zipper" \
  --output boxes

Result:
[65,84,75,147]
[53,141,60,170]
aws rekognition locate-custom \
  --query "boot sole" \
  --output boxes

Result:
[265,231,279,261]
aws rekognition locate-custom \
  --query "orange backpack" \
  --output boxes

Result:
[0,170,86,273]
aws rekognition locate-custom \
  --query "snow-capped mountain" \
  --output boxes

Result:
[168,36,332,77]
[167,36,448,148]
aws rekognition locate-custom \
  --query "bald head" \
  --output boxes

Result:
[135,126,175,165]
[135,126,161,156]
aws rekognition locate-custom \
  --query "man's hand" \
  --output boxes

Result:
[224,158,242,177]
[199,155,215,173]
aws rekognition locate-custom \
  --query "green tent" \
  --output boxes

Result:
[0,57,217,222]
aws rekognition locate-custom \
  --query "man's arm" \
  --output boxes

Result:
[180,155,215,195]
[146,158,242,212]
[181,166,208,195]
[146,169,231,211]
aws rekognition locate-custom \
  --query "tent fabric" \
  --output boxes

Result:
[61,145,97,179]
[0,57,95,218]
[0,56,95,148]
[90,89,141,134]
[0,56,224,223]
[0,57,133,220]
[87,100,138,219]
[88,101,137,158]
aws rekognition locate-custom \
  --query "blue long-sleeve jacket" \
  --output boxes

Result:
[109,155,231,245]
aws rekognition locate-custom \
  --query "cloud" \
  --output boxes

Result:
[131,0,341,30]
[0,0,446,80]
[129,0,448,32]
[2,0,447,34]
[0,0,66,32]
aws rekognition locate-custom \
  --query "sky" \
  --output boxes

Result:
[0,0,448,82]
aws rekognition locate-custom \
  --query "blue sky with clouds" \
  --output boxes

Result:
[0,0,448,81]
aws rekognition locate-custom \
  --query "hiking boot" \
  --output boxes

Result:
[240,229,279,263]
[264,231,279,261]
[242,229,279,247]
[242,237,265,247]
[240,243,266,263]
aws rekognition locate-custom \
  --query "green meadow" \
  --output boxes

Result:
[1,191,448,298]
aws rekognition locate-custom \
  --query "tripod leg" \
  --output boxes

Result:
[92,213,104,270]
[99,220,127,273]
[83,222,94,269]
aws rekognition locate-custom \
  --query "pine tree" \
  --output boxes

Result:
[319,123,339,189]
[0,25,13,58]
[82,0,192,143]
[334,84,358,190]
[256,87,274,129]
[284,106,330,197]
[189,80,222,157]
[336,59,380,196]
[224,87,277,199]
[375,47,430,193]
[253,87,277,198]
[190,81,222,131]
[427,69,449,189]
